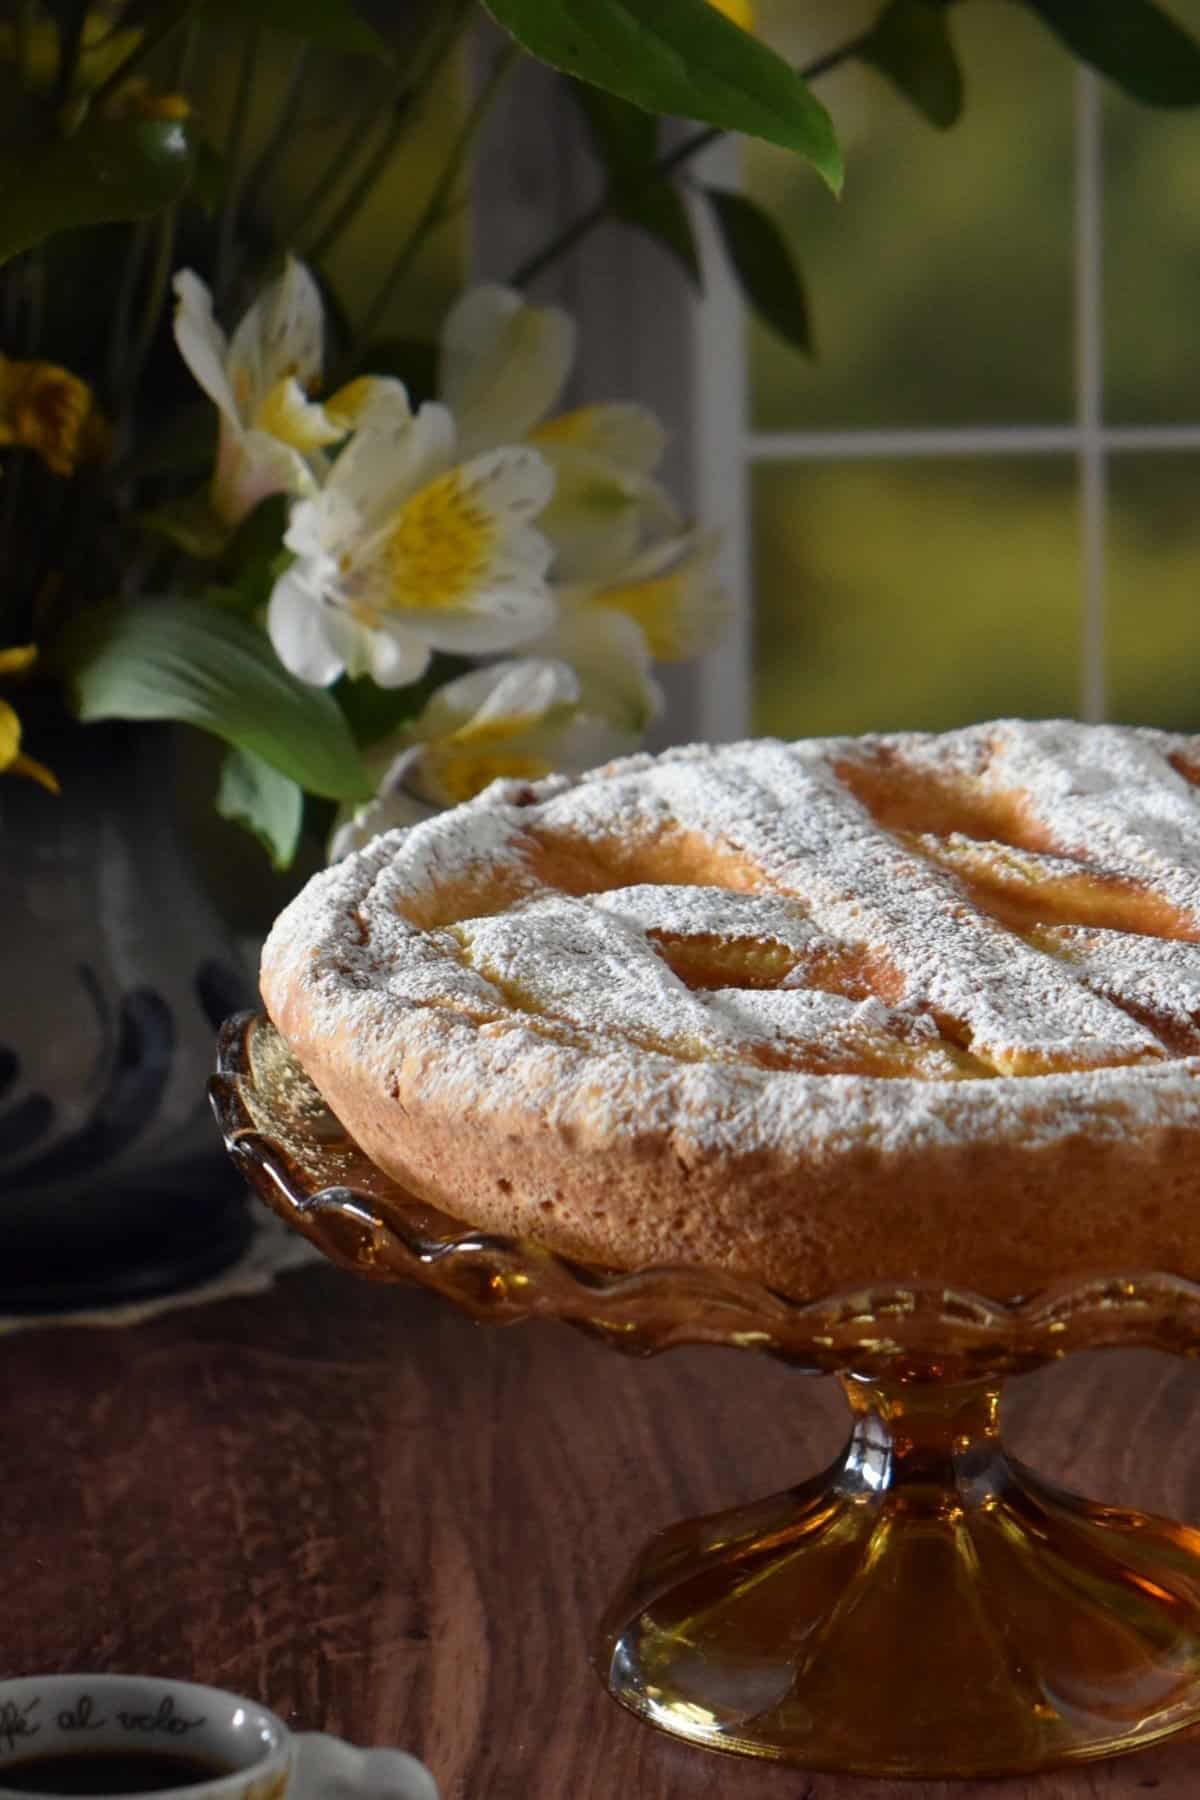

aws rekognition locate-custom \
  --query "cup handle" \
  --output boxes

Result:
[290,1732,438,1800]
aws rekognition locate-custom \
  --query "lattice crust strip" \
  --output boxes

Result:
[321,720,1200,1086]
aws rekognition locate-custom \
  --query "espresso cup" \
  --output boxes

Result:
[0,1677,436,1800]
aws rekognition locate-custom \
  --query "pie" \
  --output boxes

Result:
[259,720,1200,1300]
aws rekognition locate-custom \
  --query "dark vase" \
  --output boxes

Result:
[0,698,255,1310]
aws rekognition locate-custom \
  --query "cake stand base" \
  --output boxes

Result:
[595,1372,1200,1777]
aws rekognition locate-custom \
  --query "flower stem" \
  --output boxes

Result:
[510,32,867,289]
[125,203,179,397]
[276,8,451,258]
[106,218,150,403]
[88,0,199,117]
[243,42,311,213]
[53,0,88,106]
[270,85,392,254]
[14,0,35,89]
[303,0,473,265]
[215,23,263,307]
[346,39,520,363]
[301,109,410,266]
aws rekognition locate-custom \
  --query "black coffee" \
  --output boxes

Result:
[0,1753,232,1795]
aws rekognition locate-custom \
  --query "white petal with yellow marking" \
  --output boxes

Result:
[326,610,432,688]
[328,394,446,544]
[351,444,554,622]
[229,255,325,423]
[534,595,662,731]
[419,657,579,743]
[533,402,667,475]
[172,271,240,429]
[254,376,346,452]
[214,426,314,526]
[441,283,575,454]
[324,374,398,433]
[596,529,729,660]
[267,570,345,687]
[536,444,680,582]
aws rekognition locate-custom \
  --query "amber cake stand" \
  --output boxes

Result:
[211,1013,1200,1780]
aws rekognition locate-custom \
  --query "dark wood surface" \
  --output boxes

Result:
[4,1261,1200,1798]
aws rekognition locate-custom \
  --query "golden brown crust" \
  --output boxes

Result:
[261,722,1200,1300]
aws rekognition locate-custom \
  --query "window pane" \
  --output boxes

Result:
[1103,0,1200,424]
[1108,455,1200,729]
[744,2,1075,431]
[751,459,1080,738]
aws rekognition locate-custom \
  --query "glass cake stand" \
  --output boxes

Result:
[210,1012,1200,1780]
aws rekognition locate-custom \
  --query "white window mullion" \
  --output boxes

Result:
[751,426,1081,460]
[692,136,753,741]
[1075,67,1107,723]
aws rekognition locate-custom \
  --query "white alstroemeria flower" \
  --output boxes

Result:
[564,529,730,660]
[528,529,730,733]
[439,283,678,581]
[267,385,557,689]
[173,257,373,527]
[530,597,663,736]
[329,657,635,859]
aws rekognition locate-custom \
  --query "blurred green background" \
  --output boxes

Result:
[745,0,1200,738]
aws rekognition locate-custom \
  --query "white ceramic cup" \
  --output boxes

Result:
[0,1677,437,1800]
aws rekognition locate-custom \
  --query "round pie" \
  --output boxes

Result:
[259,720,1200,1300]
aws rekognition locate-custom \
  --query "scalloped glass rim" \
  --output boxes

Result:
[210,1012,1200,1378]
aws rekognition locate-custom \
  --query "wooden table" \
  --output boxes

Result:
[4,1261,1200,1799]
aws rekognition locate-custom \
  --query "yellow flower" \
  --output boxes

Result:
[0,356,102,477]
[0,647,57,792]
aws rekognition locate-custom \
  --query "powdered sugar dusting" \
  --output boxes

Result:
[260,720,1200,1162]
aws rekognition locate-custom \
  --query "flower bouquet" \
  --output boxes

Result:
[0,0,1194,1306]
[0,0,845,1303]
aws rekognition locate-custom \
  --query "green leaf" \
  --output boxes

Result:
[482,0,843,190]
[858,0,964,129]
[616,177,701,283]
[570,78,658,180]
[1024,0,1200,106]
[0,117,194,265]
[57,598,372,801]
[568,81,697,279]
[704,185,811,353]
[201,584,258,615]
[204,0,392,60]
[217,745,304,869]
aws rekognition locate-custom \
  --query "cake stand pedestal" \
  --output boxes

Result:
[211,1013,1200,1780]
[598,1372,1200,1776]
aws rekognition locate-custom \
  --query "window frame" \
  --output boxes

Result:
[474,46,1175,745]
[696,67,1200,740]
